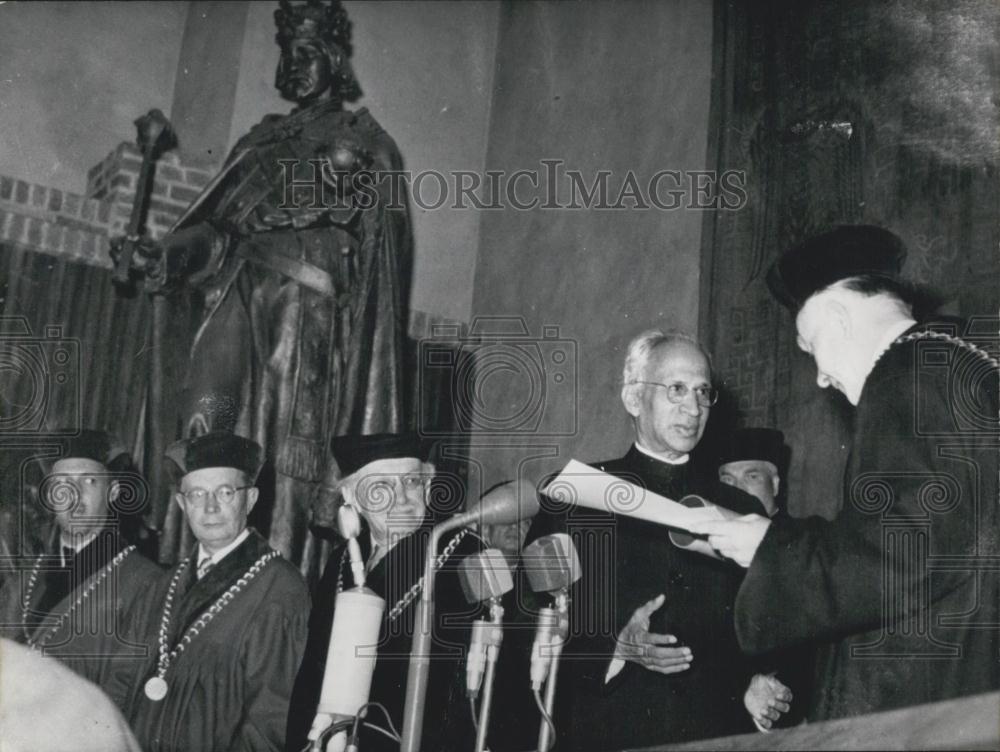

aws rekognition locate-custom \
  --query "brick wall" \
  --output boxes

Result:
[0,142,213,268]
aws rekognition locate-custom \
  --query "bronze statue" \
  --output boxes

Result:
[112,0,411,573]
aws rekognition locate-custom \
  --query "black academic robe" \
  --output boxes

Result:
[736,323,1000,720]
[288,525,483,752]
[11,527,163,712]
[543,447,764,750]
[128,529,310,752]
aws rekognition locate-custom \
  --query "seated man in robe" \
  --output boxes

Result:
[287,433,482,752]
[9,430,161,712]
[128,431,310,751]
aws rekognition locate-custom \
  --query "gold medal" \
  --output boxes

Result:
[144,676,168,701]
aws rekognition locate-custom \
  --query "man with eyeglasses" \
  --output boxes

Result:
[287,432,482,752]
[5,430,161,713]
[128,430,309,752]
[553,330,766,751]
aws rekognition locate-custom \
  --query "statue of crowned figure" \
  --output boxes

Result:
[112,0,413,577]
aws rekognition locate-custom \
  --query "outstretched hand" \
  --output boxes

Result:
[614,594,692,675]
[688,514,771,568]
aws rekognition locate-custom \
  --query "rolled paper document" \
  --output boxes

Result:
[540,460,738,559]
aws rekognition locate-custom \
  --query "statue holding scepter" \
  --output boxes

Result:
[111,0,412,574]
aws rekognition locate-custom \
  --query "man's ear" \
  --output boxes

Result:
[245,487,260,515]
[108,480,120,505]
[824,298,851,339]
[621,384,642,418]
[772,475,781,497]
[173,492,186,514]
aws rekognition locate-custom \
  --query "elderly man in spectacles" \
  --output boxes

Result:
[549,330,767,750]
[287,433,482,752]
[128,431,309,752]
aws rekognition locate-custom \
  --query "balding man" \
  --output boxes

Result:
[693,226,1000,720]
[548,330,766,750]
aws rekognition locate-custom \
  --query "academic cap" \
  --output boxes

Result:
[766,225,907,311]
[330,432,426,477]
[165,431,264,480]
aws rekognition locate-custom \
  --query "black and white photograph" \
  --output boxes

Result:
[0,1,997,750]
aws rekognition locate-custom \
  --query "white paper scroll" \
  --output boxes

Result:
[540,459,732,533]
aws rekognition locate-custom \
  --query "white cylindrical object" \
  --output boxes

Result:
[317,587,386,717]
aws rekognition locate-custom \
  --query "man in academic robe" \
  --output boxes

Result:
[542,332,766,750]
[128,431,309,751]
[694,225,1000,720]
[287,433,481,752]
[7,430,161,712]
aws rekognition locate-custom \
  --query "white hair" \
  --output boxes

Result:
[622,329,710,385]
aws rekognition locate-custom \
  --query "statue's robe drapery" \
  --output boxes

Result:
[287,526,482,752]
[6,527,162,712]
[535,447,764,749]
[160,102,411,572]
[736,322,1000,720]
[127,529,309,752]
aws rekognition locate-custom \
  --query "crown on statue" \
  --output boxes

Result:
[274,0,352,55]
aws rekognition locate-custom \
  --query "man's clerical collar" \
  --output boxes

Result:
[635,442,690,465]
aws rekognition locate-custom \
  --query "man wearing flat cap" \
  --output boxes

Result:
[287,432,480,752]
[6,429,161,712]
[693,225,1000,720]
[128,431,309,752]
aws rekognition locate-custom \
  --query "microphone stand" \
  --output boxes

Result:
[537,591,569,752]
[400,514,462,752]
[401,491,537,752]
[474,599,504,752]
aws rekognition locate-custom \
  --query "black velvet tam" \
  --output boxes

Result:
[329,432,426,476]
[165,431,264,480]
[719,426,787,471]
[44,429,131,472]
[766,225,907,311]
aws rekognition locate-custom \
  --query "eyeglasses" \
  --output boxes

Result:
[629,380,719,407]
[365,475,430,494]
[180,485,253,507]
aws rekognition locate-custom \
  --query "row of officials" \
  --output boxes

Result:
[2,225,998,752]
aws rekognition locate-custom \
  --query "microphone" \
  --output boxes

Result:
[522,533,581,752]
[459,549,513,695]
[459,548,515,605]
[522,533,582,595]
[308,587,386,750]
[400,480,540,752]
[460,548,513,752]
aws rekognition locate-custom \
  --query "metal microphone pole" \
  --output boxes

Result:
[537,591,568,752]
[474,599,504,752]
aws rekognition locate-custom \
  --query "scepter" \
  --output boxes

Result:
[112,108,176,286]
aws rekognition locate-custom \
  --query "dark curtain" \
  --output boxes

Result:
[699,0,999,519]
